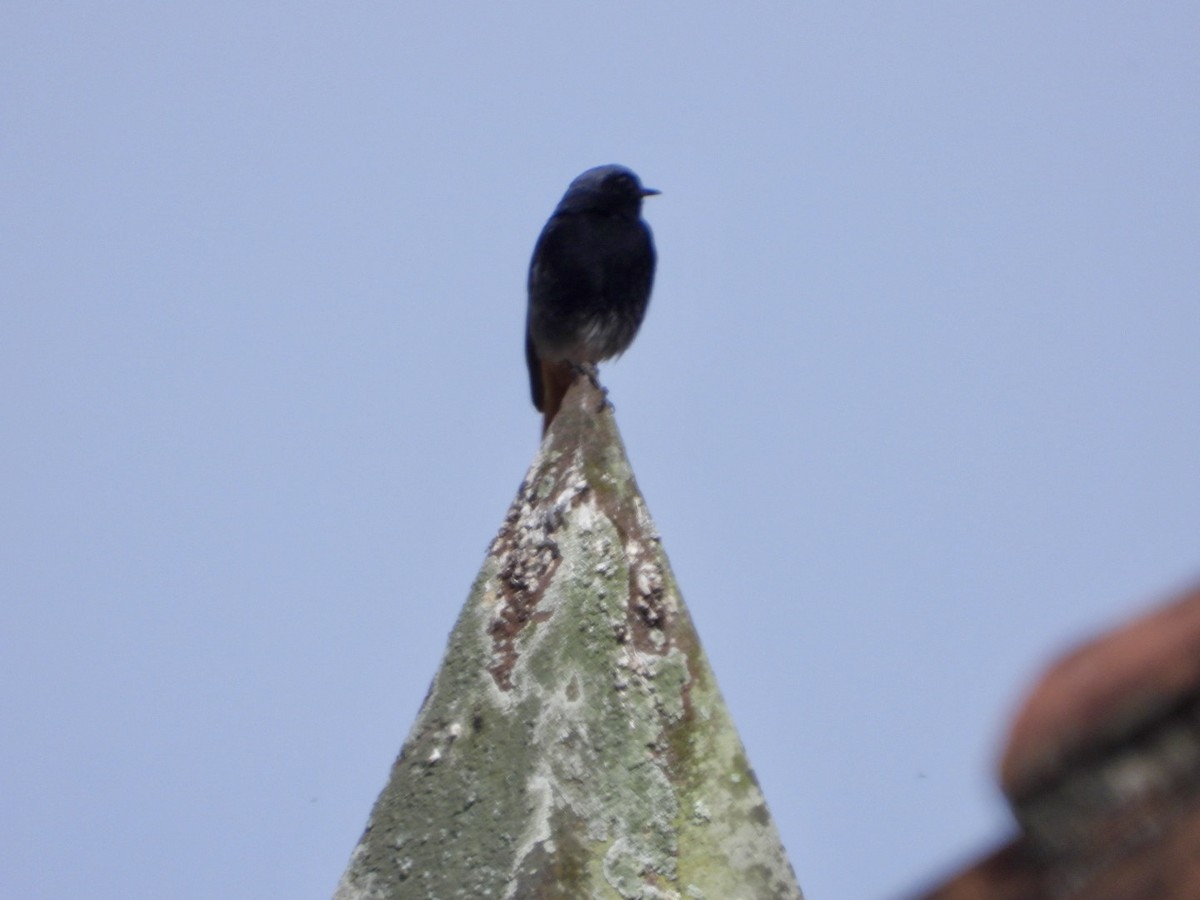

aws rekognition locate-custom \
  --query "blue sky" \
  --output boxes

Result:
[3,4,1198,898]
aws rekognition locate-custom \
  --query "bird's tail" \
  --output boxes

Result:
[538,359,575,435]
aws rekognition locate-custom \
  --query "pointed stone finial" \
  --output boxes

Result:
[335,378,802,899]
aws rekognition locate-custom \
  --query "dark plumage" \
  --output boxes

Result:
[525,165,658,434]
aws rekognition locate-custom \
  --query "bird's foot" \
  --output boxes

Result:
[569,362,610,411]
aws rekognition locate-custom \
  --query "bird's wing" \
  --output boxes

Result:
[525,323,544,411]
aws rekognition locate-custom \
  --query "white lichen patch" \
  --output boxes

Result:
[635,562,663,600]
[508,771,555,879]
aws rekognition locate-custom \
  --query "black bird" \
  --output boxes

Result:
[525,165,659,434]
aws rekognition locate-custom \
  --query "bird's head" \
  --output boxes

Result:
[556,165,660,217]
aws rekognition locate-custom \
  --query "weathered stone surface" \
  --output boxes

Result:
[335,378,802,900]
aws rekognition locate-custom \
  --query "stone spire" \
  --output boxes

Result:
[335,378,802,899]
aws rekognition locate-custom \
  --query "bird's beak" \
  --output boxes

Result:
[640,187,661,197]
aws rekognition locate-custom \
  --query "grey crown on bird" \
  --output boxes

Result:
[525,165,659,435]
